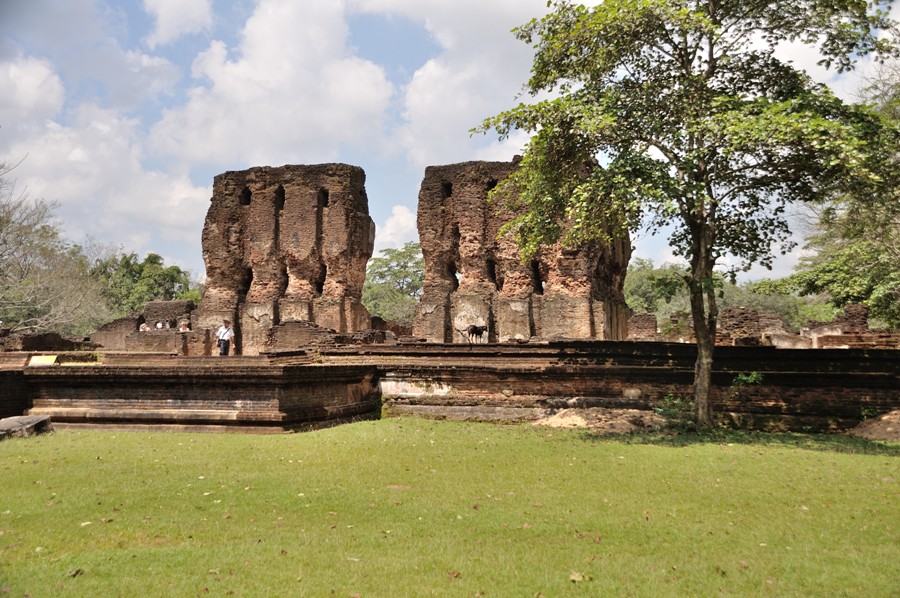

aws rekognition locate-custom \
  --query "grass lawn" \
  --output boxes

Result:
[0,419,897,597]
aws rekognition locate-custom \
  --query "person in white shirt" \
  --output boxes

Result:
[215,319,235,356]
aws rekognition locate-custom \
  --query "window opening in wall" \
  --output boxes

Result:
[237,267,253,303]
[486,258,502,291]
[447,261,459,291]
[315,264,327,297]
[486,179,498,192]
[315,190,326,251]
[441,181,453,199]
[275,186,285,211]
[240,187,252,206]
[530,260,544,295]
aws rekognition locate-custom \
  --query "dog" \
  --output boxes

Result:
[465,324,486,344]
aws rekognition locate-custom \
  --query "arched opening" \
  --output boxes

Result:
[317,188,330,208]
[441,181,453,200]
[486,179,498,192]
[275,186,285,212]
[239,187,252,206]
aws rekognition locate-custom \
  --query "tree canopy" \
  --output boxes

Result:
[626,258,839,328]
[767,57,900,328]
[362,241,424,325]
[0,161,114,335]
[479,0,896,424]
[0,160,201,334]
[90,251,197,316]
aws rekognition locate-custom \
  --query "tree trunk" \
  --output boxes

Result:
[693,323,715,427]
[687,219,718,428]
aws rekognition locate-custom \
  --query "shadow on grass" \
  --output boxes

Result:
[584,427,900,456]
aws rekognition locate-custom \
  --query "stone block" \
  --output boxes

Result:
[451,293,492,342]
[496,298,532,341]
[540,294,593,338]
[241,301,278,356]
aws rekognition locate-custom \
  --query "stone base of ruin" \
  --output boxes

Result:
[241,301,278,356]
[13,355,380,432]
[2,343,898,434]
[415,296,452,343]
[314,297,371,335]
[495,298,532,342]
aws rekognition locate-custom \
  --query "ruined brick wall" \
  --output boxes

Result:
[144,301,195,329]
[718,307,762,346]
[413,160,631,343]
[90,316,142,351]
[627,313,659,341]
[194,164,376,355]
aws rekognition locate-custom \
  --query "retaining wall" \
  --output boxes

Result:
[1,342,898,432]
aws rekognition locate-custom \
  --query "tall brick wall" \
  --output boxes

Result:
[413,160,631,343]
[194,164,376,355]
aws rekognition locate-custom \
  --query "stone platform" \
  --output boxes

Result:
[319,341,900,432]
[2,342,899,433]
[4,353,380,432]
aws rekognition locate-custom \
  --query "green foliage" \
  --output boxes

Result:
[0,420,897,596]
[652,394,698,432]
[625,258,837,329]
[732,371,764,387]
[479,0,895,425]
[90,251,196,316]
[769,58,900,329]
[362,241,423,325]
[728,372,764,401]
[0,162,114,335]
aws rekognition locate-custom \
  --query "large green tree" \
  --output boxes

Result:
[771,57,900,328]
[362,241,424,325]
[626,258,838,328]
[480,0,895,425]
[90,251,196,316]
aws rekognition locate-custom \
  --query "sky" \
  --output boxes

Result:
[0,0,893,282]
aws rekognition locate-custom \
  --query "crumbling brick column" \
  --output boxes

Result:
[195,164,375,355]
[413,159,631,343]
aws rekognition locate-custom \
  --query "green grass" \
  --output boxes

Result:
[0,419,897,597]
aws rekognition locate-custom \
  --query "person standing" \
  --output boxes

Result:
[215,319,235,356]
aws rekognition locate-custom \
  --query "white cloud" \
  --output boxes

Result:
[143,0,213,48]
[2,103,209,263]
[388,1,549,168]
[3,0,894,282]
[0,53,64,125]
[149,0,394,168]
[373,203,417,253]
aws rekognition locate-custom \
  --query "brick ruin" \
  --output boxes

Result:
[413,160,632,343]
[192,164,376,355]
[3,159,899,433]
[626,303,900,349]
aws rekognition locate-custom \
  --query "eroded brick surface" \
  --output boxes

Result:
[194,164,376,354]
[413,160,631,343]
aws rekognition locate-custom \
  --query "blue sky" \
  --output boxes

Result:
[0,0,892,281]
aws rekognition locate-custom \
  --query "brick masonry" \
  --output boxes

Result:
[413,160,631,344]
[2,342,897,433]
